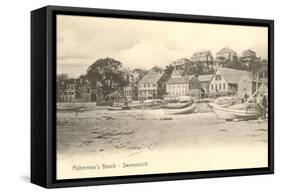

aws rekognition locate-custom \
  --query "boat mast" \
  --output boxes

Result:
[255,68,259,93]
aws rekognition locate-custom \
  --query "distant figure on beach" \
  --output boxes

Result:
[256,93,267,119]
[243,93,249,102]
[262,94,267,119]
[256,92,262,114]
[124,98,129,107]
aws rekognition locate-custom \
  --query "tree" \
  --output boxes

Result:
[86,57,128,97]
[150,66,162,73]
[195,62,204,75]
[223,58,241,70]
[163,64,174,76]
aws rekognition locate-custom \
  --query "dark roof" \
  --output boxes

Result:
[214,68,252,84]
[166,75,195,84]
[139,72,164,83]
[198,74,213,82]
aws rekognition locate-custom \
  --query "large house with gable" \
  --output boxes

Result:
[138,71,167,100]
[166,70,201,98]
[208,67,258,98]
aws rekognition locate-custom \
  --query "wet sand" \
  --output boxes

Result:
[56,103,268,179]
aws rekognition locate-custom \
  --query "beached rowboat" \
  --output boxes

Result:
[161,98,193,109]
[57,106,85,112]
[164,104,197,115]
[107,106,123,111]
[128,99,167,110]
[213,96,238,108]
[161,103,190,109]
[209,103,261,120]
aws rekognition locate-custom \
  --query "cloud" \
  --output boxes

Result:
[57,15,268,77]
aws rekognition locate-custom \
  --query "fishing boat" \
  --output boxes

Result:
[129,99,166,110]
[107,105,132,111]
[126,103,144,109]
[107,106,123,111]
[107,100,130,111]
[213,96,238,108]
[209,103,261,120]
[57,105,85,112]
[161,98,193,109]
[164,104,197,115]
[162,103,190,109]
[122,106,131,110]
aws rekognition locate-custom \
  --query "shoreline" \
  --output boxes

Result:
[56,106,268,179]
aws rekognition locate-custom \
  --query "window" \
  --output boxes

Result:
[223,83,226,90]
[215,74,222,80]
[211,84,213,90]
[219,83,221,90]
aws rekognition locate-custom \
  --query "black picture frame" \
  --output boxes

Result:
[31,5,274,188]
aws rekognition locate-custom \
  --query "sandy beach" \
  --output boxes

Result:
[56,103,268,180]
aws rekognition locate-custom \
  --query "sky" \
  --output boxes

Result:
[57,15,268,78]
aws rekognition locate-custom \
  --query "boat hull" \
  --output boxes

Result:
[161,103,190,109]
[164,104,196,115]
[129,103,164,110]
[107,107,123,111]
[209,103,261,120]
[57,106,85,112]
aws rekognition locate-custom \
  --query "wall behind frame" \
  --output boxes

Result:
[0,0,279,193]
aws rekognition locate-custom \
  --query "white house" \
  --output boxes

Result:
[209,67,253,97]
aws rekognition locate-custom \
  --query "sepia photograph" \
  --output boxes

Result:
[56,14,269,180]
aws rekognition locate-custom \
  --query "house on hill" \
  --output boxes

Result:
[216,47,238,63]
[191,50,214,73]
[138,72,167,100]
[166,74,201,98]
[240,49,258,69]
[170,58,194,70]
[215,47,238,69]
[209,67,255,98]
[242,49,256,59]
